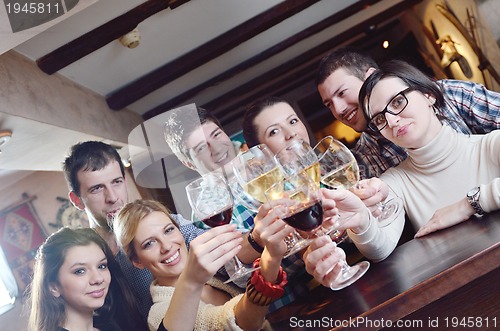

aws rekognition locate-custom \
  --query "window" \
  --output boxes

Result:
[0,246,17,315]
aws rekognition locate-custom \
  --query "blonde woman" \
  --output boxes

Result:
[114,199,292,331]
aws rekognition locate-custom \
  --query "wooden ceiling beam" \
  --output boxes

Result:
[143,0,381,120]
[206,0,421,124]
[36,0,183,75]
[105,0,321,110]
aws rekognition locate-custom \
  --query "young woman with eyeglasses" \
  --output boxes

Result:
[359,59,500,237]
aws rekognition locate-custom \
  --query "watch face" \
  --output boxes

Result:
[468,187,480,197]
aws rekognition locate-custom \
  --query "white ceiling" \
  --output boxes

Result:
[1,0,414,188]
[15,0,359,115]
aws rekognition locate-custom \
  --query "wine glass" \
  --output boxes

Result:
[274,140,342,248]
[275,140,349,244]
[313,136,403,227]
[265,170,369,290]
[232,144,283,204]
[185,173,259,283]
[233,144,308,257]
[274,140,321,184]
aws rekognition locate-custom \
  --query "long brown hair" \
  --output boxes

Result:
[26,227,147,331]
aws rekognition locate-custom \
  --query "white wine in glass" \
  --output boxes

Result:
[234,144,309,257]
[233,144,284,203]
[313,136,403,228]
[275,140,321,185]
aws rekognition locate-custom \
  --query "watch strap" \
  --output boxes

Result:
[247,229,264,253]
[467,187,485,215]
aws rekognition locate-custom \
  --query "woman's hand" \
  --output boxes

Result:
[303,236,346,287]
[254,202,294,258]
[184,224,243,284]
[350,178,389,217]
[415,198,473,238]
[320,188,371,233]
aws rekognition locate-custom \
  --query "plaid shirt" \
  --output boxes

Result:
[354,79,500,178]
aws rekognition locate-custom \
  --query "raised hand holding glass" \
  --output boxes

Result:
[313,136,403,227]
[186,173,258,283]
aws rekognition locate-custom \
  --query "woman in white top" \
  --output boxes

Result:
[358,59,500,237]
[114,199,294,331]
[242,98,406,278]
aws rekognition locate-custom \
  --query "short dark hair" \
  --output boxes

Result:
[63,141,124,196]
[315,47,379,86]
[359,59,445,122]
[164,105,221,162]
[242,96,290,148]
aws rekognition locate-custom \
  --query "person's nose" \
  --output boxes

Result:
[331,98,346,117]
[385,112,400,128]
[159,238,173,254]
[105,187,118,204]
[209,140,224,156]
[89,269,105,285]
[283,126,297,141]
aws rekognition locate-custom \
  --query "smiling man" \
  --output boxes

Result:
[164,105,254,230]
[316,48,500,178]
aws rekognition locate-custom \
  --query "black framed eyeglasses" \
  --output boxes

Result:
[367,87,412,132]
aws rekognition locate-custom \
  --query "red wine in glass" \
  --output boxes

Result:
[282,201,323,232]
[202,207,233,228]
[329,229,348,244]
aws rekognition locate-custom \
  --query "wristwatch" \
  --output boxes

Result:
[466,187,484,215]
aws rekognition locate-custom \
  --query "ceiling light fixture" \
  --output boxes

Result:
[0,130,12,154]
[118,27,141,48]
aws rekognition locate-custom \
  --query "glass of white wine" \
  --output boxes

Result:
[186,173,259,283]
[313,136,403,227]
[276,140,351,244]
[274,140,320,183]
[233,144,283,204]
[233,144,308,257]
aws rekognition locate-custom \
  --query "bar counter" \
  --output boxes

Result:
[267,211,500,330]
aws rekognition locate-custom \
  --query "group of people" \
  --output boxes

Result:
[25,48,499,331]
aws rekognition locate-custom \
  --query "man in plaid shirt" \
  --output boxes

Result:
[316,48,500,179]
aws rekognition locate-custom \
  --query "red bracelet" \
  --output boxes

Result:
[249,258,288,300]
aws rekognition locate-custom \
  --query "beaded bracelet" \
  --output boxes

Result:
[245,258,288,306]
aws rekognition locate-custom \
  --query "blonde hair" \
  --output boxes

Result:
[114,200,177,262]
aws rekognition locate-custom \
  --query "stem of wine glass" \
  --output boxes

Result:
[283,231,312,258]
[224,256,260,284]
[351,182,401,228]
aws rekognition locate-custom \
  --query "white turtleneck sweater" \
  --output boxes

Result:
[381,125,500,229]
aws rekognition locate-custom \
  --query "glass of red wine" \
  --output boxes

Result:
[186,173,259,283]
[265,170,369,290]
